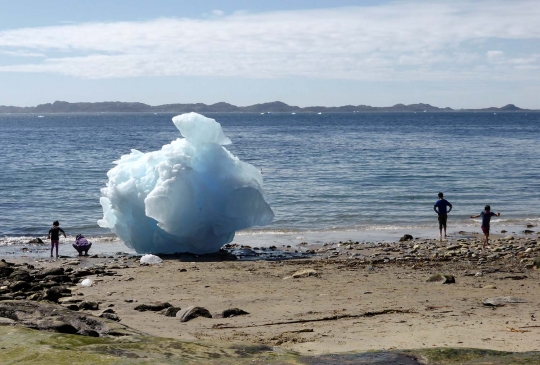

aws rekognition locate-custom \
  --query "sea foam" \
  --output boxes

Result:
[98,113,274,254]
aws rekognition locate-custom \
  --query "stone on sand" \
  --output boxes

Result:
[426,273,455,284]
[482,297,527,307]
[176,306,212,322]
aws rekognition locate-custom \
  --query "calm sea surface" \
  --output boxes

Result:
[1,112,539,243]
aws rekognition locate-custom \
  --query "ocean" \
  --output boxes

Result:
[1,112,539,248]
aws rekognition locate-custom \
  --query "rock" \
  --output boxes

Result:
[0,261,14,278]
[176,306,212,322]
[446,245,461,251]
[134,302,172,312]
[218,308,249,318]
[291,269,319,278]
[483,284,497,289]
[0,316,16,325]
[72,269,93,277]
[26,293,43,301]
[163,307,181,317]
[523,230,535,234]
[42,286,70,303]
[78,301,99,310]
[8,281,30,292]
[36,267,65,278]
[482,296,527,306]
[27,238,44,244]
[0,300,143,336]
[9,270,31,282]
[98,308,116,315]
[77,329,100,337]
[58,297,83,304]
[426,273,455,284]
[399,234,414,242]
[526,224,535,228]
[502,236,515,241]
[100,313,120,321]
[533,257,540,269]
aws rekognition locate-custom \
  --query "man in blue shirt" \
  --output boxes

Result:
[470,205,501,248]
[434,192,452,241]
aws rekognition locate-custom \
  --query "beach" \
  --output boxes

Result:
[2,229,539,357]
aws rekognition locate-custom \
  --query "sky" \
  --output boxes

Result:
[0,0,539,108]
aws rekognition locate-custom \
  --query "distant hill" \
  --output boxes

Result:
[0,101,533,114]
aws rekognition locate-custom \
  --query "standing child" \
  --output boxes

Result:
[47,220,66,258]
[434,192,453,241]
[470,205,500,248]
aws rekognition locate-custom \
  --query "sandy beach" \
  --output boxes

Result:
[2,229,539,357]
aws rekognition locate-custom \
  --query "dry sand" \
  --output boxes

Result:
[7,231,538,356]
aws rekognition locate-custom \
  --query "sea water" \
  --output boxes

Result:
[0,112,539,249]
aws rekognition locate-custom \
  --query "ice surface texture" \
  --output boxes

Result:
[98,113,274,254]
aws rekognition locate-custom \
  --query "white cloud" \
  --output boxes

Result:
[0,1,539,81]
[486,50,504,58]
[211,9,225,17]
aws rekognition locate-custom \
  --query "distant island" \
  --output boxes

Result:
[0,101,534,114]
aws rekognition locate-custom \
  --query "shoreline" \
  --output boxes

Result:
[1,222,537,258]
[1,228,539,355]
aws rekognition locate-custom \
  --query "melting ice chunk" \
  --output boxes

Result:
[98,113,274,254]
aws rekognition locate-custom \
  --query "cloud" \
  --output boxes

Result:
[486,50,504,58]
[0,1,539,81]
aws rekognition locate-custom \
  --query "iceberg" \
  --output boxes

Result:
[98,113,274,254]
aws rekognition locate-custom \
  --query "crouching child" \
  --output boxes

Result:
[73,234,92,256]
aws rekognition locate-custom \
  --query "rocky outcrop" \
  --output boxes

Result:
[0,300,143,336]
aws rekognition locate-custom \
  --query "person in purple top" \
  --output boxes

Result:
[434,192,452,241]
[470,205,501,248]
[73,234,92,256]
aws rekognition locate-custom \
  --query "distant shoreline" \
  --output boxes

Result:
[0,100,536,114]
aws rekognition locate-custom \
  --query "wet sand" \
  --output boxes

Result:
[2,229,539,355]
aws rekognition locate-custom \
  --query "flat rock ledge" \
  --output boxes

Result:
[0,300,143,337]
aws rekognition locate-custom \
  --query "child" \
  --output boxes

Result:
[434,192,453,241]
[47,220,66,258]
[73,234,92,256]
[470,205,500,248]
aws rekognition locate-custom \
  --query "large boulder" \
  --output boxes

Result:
[176,306,212,322]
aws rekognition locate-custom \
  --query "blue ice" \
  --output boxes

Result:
[98,113,274,254]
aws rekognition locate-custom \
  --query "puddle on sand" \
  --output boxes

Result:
[300,351,421,365]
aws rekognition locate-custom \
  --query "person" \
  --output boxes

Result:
[470,205,501,248]
[73,234,92,256]
[433,192,452,241]
[47,220,66,258]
